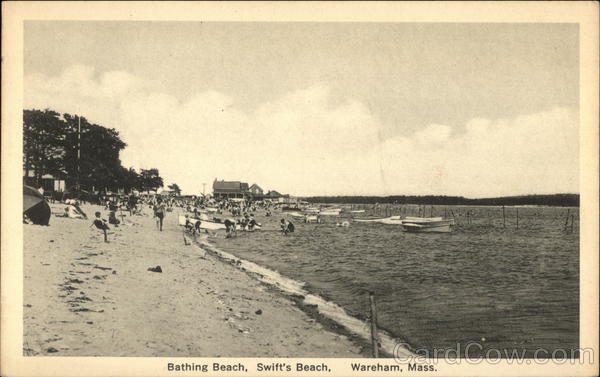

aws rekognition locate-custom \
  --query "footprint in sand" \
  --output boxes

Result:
[70,307,94,312]
[93,266,112,271]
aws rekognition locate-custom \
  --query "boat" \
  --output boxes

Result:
[281,206,302,211]
[349,210,366,214]
[304,214,320,223]
[353,216,403,224]
[401,217,453,233]
[178,214,226,230]
[319,208,342,216]
[289,212,306,220]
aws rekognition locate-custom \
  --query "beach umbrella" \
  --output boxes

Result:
[23,185,51,225]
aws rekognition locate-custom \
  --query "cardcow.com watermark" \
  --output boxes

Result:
[393,342,594,365]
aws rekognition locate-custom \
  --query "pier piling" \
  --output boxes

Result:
[564,209,571,232]
[570,214,575,233]
[502,206,506,228]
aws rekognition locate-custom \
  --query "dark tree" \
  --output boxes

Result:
[140,168,164,193]
[23,109,66,186]
[168,183,182,195]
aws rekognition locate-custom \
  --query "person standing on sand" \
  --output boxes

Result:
[154,198,166,231]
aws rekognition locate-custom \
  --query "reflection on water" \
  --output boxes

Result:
[210,205,579,356]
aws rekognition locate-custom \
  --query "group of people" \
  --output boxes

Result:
[60,199,88,220]
[88,193,300,242]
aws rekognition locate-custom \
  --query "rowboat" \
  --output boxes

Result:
[304,215,320,223]
[353,216,403,224]
[289,212,306,220]
[178,215,226,230]
[349,210,366,214]
[304,207,320,214]
[319,208,342,216]
[401,217,453,233]
[353,215,453,232]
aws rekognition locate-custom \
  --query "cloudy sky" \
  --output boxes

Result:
[24,22,579,197]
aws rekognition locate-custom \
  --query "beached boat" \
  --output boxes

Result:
[304,207,320,214]
[304,215,320,223]
[178,215,226,230]
[401,217,453,233]
[289,212,306,220]
[281,206,302,211]
[319,208,342,216]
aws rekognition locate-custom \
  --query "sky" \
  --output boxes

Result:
[24,22,579,197]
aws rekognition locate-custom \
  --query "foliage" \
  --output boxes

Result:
[23,108,163,194]
[23,109,65,182]
[139,168,164,193]
[168,183,182,195]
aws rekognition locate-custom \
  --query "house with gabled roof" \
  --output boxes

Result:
[213,179,250,199]
[249,183,264,199]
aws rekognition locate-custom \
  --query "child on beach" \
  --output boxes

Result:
[247,215,257,231]
[108,210,120,226]
[280,219,294,235]
[90,211,110,242]
[224,218,236,238]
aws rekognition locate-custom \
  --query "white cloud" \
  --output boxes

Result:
[24,65,579,197]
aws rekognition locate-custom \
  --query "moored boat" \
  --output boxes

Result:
[401,217,453,233]
[353,216,403,224]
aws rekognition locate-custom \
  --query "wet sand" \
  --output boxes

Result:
[23,203,363,357]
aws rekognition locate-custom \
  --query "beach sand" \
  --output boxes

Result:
[23,203,363,357]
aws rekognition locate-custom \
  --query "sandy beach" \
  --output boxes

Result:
[23,203,363,357]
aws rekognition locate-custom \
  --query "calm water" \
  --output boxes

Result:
[209,205,579,357]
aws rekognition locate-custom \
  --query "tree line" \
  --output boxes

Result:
[304,194,579,207]
[23,108,165,194]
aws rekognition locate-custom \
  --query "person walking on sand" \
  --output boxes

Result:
[154,198,166,231]
[90,211,110,242]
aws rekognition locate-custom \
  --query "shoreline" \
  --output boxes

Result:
[23,203,364,357]
[194,235,414,358]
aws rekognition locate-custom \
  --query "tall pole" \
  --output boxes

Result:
[369,292,379,358]
[77,115,81,190]
[202,183,207,195]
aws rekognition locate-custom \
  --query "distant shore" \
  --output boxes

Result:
[23,203,363,357]
[303,193,579,207]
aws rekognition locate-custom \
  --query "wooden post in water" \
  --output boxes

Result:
[502,206,506,228]
[369,292,379,358]
[564,209,571,232]
[516,208,519,229]
[570,214,575,233]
